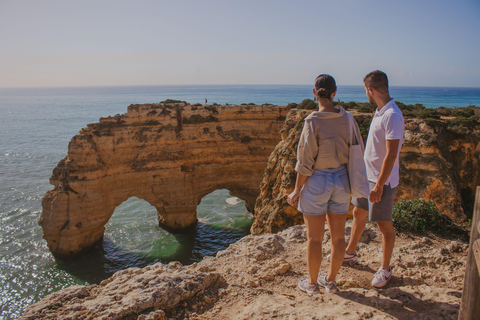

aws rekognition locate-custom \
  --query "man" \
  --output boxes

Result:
[333,70,404,287]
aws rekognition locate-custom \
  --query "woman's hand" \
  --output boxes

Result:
[287,190,300,206]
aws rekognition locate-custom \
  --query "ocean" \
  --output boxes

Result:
[1,84,479,318]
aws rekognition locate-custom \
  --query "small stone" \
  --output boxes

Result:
[337,280,359,289]
[440,248,450,256]
[248,266,259,274]
[203,296,213,304]
[421,237,432,245]
[274,261,291,275]
[396,263,406,270]
[449,241,463,253]
[259,273,274,281]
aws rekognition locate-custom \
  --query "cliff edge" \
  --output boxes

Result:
[21,221,467,320]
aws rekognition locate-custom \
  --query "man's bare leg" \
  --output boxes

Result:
[345,206,368,255]
[377,220,395,270]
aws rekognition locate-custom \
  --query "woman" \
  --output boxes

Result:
[287,74,364,295]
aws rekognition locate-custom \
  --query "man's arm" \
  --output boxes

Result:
[369,139,400,203]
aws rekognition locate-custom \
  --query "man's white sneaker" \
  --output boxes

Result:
[371,267,392,287]
[326,252,358,263]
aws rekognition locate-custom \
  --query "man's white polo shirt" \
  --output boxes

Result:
[364,99,404,188]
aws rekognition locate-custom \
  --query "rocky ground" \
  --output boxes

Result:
[21,221,469,320]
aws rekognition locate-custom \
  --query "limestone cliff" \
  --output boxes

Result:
[21,222,467,319]
[251,108,480,235]
[40,101,288,256]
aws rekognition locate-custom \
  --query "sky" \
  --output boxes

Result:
[0,0,479,88]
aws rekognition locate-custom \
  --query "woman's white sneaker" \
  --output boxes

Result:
[317,273,338,293]
[326,252,358,263]
[371,267,392,287]
[298,276,320,295]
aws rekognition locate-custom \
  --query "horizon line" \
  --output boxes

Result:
[1,84,480,90]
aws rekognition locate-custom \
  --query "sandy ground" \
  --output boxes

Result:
[166,221,468,320]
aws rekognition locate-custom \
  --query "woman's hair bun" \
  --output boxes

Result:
[314,74,336,99]
[316,87,330,98]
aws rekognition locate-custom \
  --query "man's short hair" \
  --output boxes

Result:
[364,70,388,92]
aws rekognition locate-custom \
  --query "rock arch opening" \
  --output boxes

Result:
[197,189,253,232]
[105,197,182,260]
[185,189,253,261]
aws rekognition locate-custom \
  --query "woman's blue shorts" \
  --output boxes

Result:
[298,165,350,215]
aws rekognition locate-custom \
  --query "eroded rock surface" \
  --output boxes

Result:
[40,102,288,256]
[22,222,467,320]
[252,109,480,234]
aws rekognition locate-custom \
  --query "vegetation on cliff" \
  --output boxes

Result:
[294,99,479,142]
[337,100,480,137]
[392,199,469,241]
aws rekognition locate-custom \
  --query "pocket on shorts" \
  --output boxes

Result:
[332,172,351,204]
[338,172,350,194]
[305,175,326,195]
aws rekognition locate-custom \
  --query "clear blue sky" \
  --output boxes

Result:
[1,0,479,88]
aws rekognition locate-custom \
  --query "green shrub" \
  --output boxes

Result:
[161,99,184,104]
[392,199,468,241]
[414,108,441,120]
[437,106,452,116]
[424,118,441,127]
[396,101,414,111]
[297,99,317,110]
[357,106,374,113]
[453,109,474,118]
[420,133,431,141]
[355,117,372,143]
[445,116,480,133]
[336,100,357,110]
[346,101,358,109]
[286,103,298,109]
[447,124,469,135]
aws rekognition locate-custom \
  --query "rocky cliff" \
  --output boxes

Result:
[21,222,467,319]
[251,108,480,234]
[40,101,288,256]
[41,102,479,255]
[29,103,479,319]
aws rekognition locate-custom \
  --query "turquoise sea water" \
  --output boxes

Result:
[1,85,479,318]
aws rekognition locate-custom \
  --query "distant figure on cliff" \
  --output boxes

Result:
[333,70,405,288]
[205,98,207,104]
[287,74,366,295]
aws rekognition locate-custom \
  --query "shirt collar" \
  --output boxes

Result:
[375,98,395,116]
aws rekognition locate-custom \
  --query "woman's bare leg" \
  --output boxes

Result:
[326,212,347,282]
[303,213,326,284]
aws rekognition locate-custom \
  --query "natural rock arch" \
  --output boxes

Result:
[40,102,288,256]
